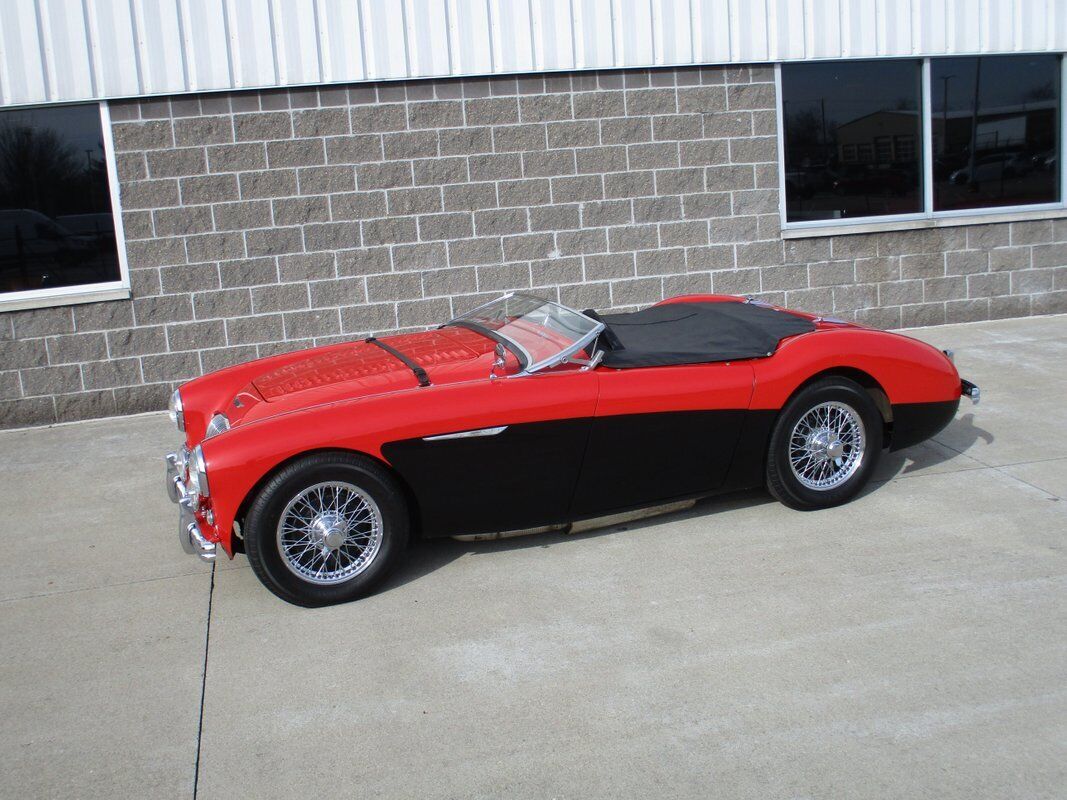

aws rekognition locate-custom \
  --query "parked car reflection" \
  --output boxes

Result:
[0,208,119,291]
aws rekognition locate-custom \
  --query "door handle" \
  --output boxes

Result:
[422,426,508,442]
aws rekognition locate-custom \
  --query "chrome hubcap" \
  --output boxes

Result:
[789,401,866,491]
[276,481,383,585]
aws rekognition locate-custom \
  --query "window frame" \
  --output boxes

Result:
[0,101,131,312]
[775,54,1067,239]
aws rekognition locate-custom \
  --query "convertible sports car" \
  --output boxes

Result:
[165,292,979,606]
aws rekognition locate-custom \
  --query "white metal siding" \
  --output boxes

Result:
[1,0,1064,107]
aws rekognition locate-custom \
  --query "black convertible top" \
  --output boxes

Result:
[594,301,816,369]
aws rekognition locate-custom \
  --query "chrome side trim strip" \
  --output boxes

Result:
[422,426,508,441]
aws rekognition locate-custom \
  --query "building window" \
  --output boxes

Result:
[932,55,1060,211]
[0,103,126,309]
[780,54,1064,230]
[781,59,923,223]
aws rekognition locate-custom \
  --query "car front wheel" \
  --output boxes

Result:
[766,377,883,510]
[244,452,409,607]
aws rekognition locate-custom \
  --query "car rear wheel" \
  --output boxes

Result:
[244,452,409,607]
[766,377,883,510]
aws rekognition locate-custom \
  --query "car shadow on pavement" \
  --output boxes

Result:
[875,413,995,484]
[382,414,995,595]
[380,488,774,594]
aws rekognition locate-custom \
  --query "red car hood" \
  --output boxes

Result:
[228,327,497,427]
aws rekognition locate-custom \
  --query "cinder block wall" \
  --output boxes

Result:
[1,65,1065,429]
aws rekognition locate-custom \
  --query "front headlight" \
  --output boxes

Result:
[187,445,209,498]
[168,389,185,432]
[204,413,230,439]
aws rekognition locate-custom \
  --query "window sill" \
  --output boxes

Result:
[0,284,131,313]
[781,206,1067,240]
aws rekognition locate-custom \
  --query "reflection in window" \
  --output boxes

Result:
[932,55,1060,211]
[0,104,119,295]
[781,59,923,222]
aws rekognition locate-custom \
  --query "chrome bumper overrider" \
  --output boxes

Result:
[961,379,980,405]
[165,452,216,561]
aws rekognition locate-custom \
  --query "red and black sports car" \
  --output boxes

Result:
[165,292,979,606]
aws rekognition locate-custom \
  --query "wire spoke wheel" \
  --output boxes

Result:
[276,481,384,585]
[788,400,866,491]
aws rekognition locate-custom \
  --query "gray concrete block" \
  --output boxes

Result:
[556,228,607,256]
[208,142,266,173]
[552,175,604,204]
[418,212,474,241]
[298,165,356,194]
[608,224,658,252]
[601,117,652,145]
[193,288,254,319]
[217,257,278,288]
[655,168,705,196]
[605,171,655,199]
[413,157,469,186]
[493,124,548,152]
[246,227,304,257]
[238,169,298,200]
[335,246,394,277]
[180,173,239,205]
[439,127,493,156]
[233,112,292,142]
[519,94,573,122]
[498,179,551,208]
[576,145,627,174]
[266,139,326,168]
[388,187,444,215]
[153,206,214,237]
[272,195,331,226]
[111,120,174,151]
[293,108,350,137]
[465,98,520,126]
[20,365,83,396]
[120,179,180,210]
[340,303,398,334]
[212,200,271,231]
[326,134,384,165]
[633,196,683,223]
[653,114,703,141]
[409,101,465,129]
[361,217,418,247]
[351,104,408,133]
[582,199,632,227]
[383,131,440,160]
[475,209,530,236]
[147,147,207,178]
[358,162,414,190]
[636,248,686,275]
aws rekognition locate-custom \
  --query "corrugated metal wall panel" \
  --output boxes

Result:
[2,0,1065,107]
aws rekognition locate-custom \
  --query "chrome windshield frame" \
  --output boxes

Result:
[443,292,605,376]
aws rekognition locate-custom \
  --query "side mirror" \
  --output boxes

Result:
[490,343,507,380]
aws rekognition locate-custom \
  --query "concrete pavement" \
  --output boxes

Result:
[2,315,1066,799]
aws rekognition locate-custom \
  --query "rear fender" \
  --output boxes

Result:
[750,328,961,410]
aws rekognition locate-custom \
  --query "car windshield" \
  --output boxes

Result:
[445,293,604,373]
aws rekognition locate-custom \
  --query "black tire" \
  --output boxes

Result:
[766,377,883,511]
[244,451,409,607]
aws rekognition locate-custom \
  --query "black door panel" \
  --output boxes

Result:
[381,418,591,538]
[570,410,746,518]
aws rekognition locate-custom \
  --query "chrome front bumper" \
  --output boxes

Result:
[165,451,216,561]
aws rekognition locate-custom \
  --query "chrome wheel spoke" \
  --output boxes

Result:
[788,401,866,491]
[276,480,384,585]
